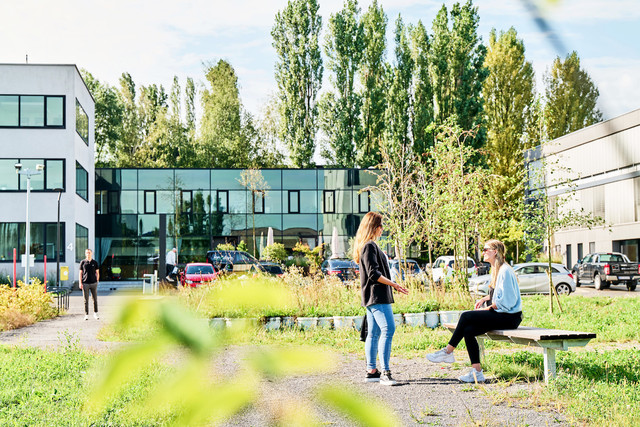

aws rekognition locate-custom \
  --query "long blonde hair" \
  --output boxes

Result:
[486,239,507,289]
[353,212,383,263]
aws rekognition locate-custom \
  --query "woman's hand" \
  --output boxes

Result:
[474,295,489,310]
[393,282,409,295]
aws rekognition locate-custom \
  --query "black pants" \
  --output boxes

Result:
[82,282,98,315]
[449,310,522,364]
[166,264,175,277]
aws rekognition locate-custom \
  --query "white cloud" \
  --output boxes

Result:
[582,57,640,118]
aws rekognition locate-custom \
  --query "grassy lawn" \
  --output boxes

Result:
[2,294,639,426]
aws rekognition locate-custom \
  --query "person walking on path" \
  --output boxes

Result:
[353,212,409,386]
[426,239,522,383]
[79,248,100,321]
[166,247,177,280]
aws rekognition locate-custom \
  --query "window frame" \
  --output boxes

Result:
[75,223,89,263]
[217,190,229,213]
[358,190,370,213]
[181,190,193,213]
[253,191,265,214]
[288,190,300,214]
[0,94,66,129]
[75,161,88,201]
[323,190,335,214]
[0,158,66,193]
[0,221,66,263]
[144,190,157,214]
[75,98,89,145]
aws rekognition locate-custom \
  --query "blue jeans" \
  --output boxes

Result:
[365,303,396,372]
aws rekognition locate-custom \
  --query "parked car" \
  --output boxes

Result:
[206,250,264,274]
[469,262,576,296]
[180,262,218,287]
[389,259,427,285]
[259,261,285,277]
[321,258,359,282]
[476,261,491,276]
[572,252,640,291]
[431,256,477,283]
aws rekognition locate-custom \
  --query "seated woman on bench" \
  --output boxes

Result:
[426,239,522,383]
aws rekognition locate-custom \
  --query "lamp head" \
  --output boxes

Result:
[14,163,22,173]
[36,164,44,171]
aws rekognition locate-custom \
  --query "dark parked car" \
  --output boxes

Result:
[572,252,640,291]
[206,250,263,273]
[259,261,285,277]
[321,258,359,282]
[477,261,491,276]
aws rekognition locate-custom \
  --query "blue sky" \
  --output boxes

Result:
[2,0,639,121]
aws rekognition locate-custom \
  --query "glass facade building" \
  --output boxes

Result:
[95,168,379,279]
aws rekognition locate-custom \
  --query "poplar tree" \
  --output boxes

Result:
[544,51,602,140]
[358,0,387,167]
[320,0,364,167]
[483,27,535,180]
[409,21,433,155]
[385,16,413,156]
[272,0,323,167]
[118,73,141,167]
[199,60,248,168]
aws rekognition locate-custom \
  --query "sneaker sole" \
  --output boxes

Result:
[426,356,455,364]
[380,381,398,386]
[364,378,381,383]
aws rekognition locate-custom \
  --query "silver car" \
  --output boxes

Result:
[468,262,576,296]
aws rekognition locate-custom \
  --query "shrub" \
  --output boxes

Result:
[0,279,57,332]
[216,243,235,251]
[262,243,287,263]
[236,240,248,252]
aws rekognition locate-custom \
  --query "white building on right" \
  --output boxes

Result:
[526,108,640,268]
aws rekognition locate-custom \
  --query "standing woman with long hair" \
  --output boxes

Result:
[426,239,522,383]
[353,212,408,386]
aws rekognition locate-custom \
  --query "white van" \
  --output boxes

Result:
[430,256,477,283]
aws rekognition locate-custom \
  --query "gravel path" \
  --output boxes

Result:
[0,291,567,426]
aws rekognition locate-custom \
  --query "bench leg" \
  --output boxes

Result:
[477,337,485,363]
[543,347,556,384]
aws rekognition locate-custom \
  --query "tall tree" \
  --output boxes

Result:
[185,77,196,134]
[429,1,487,151]
[482,27,535,180]
[409,21,433,155]
[272,0,323,167]
[118,73,141,167]
[544,51,602,140]
[319,0,364,167]
[81,70,123,167]
[358,0,387,167]
[199,60,249,168]
[385,16,413,155]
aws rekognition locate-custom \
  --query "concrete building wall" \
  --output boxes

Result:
[0,64,95,284]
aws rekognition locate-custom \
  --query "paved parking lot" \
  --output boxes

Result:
[574,283,640,297]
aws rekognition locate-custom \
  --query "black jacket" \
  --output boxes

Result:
[359,241,394,307]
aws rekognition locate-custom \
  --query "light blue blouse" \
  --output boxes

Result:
[493,264,522,313]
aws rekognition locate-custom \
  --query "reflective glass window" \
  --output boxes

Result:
[357,190,370,213]
[353,169,378,189]
[254,214,282,233]
[45,159,64,190]
[175,169,209,190]
[19,159,45,190]
[20,96,44,127]
[0,96,18,126]
[319,170,350,190]
[263,190,281,214]
[283,170,316,189]
[45,223,65,261]
[283,214,317,234]
[138,214,159,236]
[261,170,282,190]
[121,170,138,190]
[76,162,88,200]
[253,192,265,214]
[289,190,300,214]
[0,159,18,190]
[75,223,89,263]
[216,190,229,213]
[191,191,209,215]
[138,169,174,190]
[144,190,156,214]
[176,214,209,237]
[218,214,247,235]
[229,191,247,214]
[46,96,64,126]
[0,223,19,261]
[120,191,137,214]
[211,170,243,190]
[299,191,318,213]
[180,190,193,213]
[154,190,177,214]
[178,238,210,263]
[75,99,89,144]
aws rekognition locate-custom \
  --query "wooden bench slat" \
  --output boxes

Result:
[442,323,596,341]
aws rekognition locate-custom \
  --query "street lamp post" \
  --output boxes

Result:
[15,163,44,284]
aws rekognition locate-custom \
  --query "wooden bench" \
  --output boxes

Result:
[443,323,596,383]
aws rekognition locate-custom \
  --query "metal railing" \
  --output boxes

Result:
[142,271,159,295]
[47,285,71,313]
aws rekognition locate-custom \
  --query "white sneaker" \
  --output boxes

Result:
[94,312,99,320]
[380,371,397,386]
[426,348,455,363]
[458,368,485,383]
[84,315,89,320]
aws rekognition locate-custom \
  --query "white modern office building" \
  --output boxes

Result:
[526,108,640,267]
[0,64,95,283]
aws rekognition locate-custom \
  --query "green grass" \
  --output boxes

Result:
[0,344,175,426]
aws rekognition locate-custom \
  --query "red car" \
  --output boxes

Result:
[180,263,218,287]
